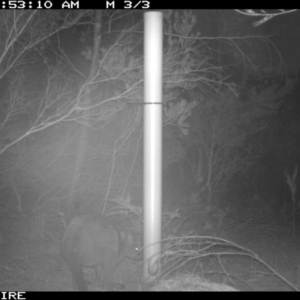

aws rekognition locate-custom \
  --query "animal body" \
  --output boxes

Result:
[61,215,139,291]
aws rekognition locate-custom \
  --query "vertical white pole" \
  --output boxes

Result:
[143,11,163,281]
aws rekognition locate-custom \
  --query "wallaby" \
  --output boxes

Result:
[61,215,139,291]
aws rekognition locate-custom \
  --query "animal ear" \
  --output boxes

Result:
[127,232,134,243]
[119,231,126,240]
[119,231,135,243]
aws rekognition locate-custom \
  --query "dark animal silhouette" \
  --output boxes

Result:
[61,215,139,291]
